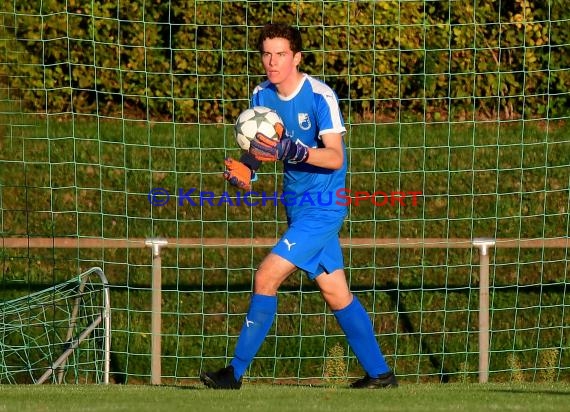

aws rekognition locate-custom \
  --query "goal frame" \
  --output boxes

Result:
[0,266,111,385]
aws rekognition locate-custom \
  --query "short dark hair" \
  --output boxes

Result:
[256,23,302,54]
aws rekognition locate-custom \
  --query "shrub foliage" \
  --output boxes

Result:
[2,0,569,122]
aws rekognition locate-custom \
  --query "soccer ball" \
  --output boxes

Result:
[234,106,283,151]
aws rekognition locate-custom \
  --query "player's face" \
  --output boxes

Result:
[261,37,301,87]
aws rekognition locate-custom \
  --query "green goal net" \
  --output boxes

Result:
[0,1,569,384]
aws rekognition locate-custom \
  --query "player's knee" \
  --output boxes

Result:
[253,270,281,295]
[323,291,353,311]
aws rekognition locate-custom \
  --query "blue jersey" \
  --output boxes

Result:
[251,74,347,220]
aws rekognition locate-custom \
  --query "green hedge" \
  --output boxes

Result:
[2,0,569,122]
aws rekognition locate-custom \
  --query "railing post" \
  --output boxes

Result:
[145,238,168,385]
[472,237,496,383]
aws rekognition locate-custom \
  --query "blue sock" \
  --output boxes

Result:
[230,294,277,380]
[333,296,391,377]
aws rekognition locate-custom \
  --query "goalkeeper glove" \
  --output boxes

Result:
[250,135,309,163]
[223,152,260,190]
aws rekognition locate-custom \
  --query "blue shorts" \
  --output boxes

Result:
[271,213,345,280]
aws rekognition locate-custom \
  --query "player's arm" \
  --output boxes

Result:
[305,132,344,170]
[249,131,344,171]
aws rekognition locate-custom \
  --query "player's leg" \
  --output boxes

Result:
[313,267,352,310]
[253,252,298,295]
[228,253,296,381]
[200,253,296,389]
[313,248,397,388]
[201,213,343,389]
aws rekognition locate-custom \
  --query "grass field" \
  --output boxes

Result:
[1,118,569,382]
[2,383,570,412]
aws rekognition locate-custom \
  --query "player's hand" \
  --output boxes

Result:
[248,122,287,162]
[249,133,279,162]
[250,135,309,163]
[223,157,253,190]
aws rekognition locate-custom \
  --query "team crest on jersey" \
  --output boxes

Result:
[298,113,311,130]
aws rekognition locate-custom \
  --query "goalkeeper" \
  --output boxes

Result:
[201,22,397,390]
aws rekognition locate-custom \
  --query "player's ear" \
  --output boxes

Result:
[293,52,301,66]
